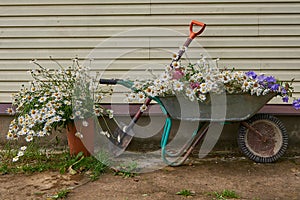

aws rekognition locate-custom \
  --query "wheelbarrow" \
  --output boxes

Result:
[99,20,288,166]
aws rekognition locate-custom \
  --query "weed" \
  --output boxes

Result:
[0,142,108,180]
[61,152,108,181]
[211,189,239,200]
[176,189,195,197]
[114,162,138,178]
[51,189,70,199]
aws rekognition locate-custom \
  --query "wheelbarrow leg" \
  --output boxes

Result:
[179,124,209,163]
[162,122,209,166]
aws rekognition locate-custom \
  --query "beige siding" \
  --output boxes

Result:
[0,0,300,103]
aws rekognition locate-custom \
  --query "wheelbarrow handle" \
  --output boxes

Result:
[189,20,206,39]
[99,78,119,85]
[173,20,206,63]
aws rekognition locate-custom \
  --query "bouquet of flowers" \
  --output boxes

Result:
[126,52,300,110]
[6,58,113,161]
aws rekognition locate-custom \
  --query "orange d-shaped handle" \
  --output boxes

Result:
[189,20,206,39]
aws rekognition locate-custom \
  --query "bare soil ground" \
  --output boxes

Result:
[0,155,299,200]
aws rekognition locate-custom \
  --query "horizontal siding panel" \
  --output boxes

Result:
[221,59,300,70]
[1,48,300,60]
[2,37,300,48]
[1,59,300,71]
[0,93,13,103]
[259,25,300,35]
[1,3,299,17]
[0,49,150,59]
[259,14,300,25]
[0,26,260,38]
[268,95,300,104]
[2,25,300,38]
[151,0,300,3]
[151,3,300,14]
[1,0,300,5]
[0,0,150,5]
[0,60,169,71]
[0,15,259,27]
[0,82,30,92]
[150,48,300,59]
[0,5,150,17]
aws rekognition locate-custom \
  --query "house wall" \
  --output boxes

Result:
[0,0,300,103]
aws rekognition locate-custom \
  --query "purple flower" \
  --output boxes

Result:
[265,76,277,83]
[292,98,300,110]
[257,74,267,82]
[270,84,280,91]
[281,87,287,95]
[246,71,257,79]
[282,96,289,103]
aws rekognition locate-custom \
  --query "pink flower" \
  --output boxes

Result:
[172,70,184,80]
[190,82,200,89]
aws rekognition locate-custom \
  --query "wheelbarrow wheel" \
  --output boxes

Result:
[238,113,288,163]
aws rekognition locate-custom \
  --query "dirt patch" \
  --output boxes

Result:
[0,156,299,200]
[0,171,88,200]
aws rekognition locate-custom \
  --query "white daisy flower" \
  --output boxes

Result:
[64,100,71,105]
[25,135,33,142]
[12,156,19,162]
[20,127,29,135]
[256,88,263,96]
[37,131,46,137]
[171,61,180,69]
[52,115,62,122]
[75,110,82,117]
[137,92,146,102]
[94,108,102,116]
[46,102,53,109]
[20,146,27,151]
[18,116,25,125]
[140,104,148,112]
[6,107,15,115]
[17,151,24,157]
[242,81,251,92]
[6,131,14,140]
[198,94,207,102]
[173,81,184,91]
[262,89,270,95]
[154,79,162,85]
[38,96,47,103]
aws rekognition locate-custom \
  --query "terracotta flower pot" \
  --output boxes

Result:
[66,118,95,156]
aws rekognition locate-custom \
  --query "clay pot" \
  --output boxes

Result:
[66,118,95,156]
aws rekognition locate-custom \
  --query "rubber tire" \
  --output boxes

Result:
[238,113,288,163]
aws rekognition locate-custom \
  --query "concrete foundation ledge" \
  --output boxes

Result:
[1,114,300,156]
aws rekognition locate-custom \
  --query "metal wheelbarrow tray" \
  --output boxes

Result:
[158,93,276,122]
